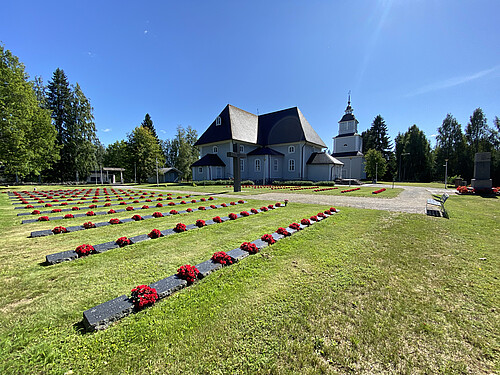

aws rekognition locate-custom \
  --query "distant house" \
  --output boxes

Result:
[147,167,182,183]
[191,104,343,183]
[87,167,125,184]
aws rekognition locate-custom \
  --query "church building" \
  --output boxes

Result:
[191,104,344,183]
[332,97,366,180]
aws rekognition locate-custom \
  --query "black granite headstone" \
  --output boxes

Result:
[149,275,187,299]
[195,259,223,278]
[83,295,135,331]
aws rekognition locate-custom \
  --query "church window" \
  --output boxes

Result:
[255,159,261,172]
[273,159,278,171]
[288,145,295,153]
[216,116,221,126]
[344,143,348,147]
[239,145,244,153]
[240,159,244,171]
[288,159,295,172]
[213,146,218,153]
[198,167,203,173]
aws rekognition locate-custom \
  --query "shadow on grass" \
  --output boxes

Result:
[72,320,89,335]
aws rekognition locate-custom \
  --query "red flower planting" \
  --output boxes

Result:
[221,203,227,207]
[133,200,139,203]
[195,219,206,227]
[119,202,127,205]
[25,205,34,209]
[75,244,95,257]
[238,200,244,204]
[146,199,152,202]
[86,211,96,216]
[289,222,301,230]
[72,207,80,211]
[169,209,178,215]
[156,203,163,207]
[276,227,291,236]
[211,251,233,265]
[310,215,318,221]
[45,203,52,207]
[300,218,311,226]
[208,196,214,200]
[275,202,281,207]
[228,213,238,220]
[83,221,96,229]
[324,210,332,215]
[126,206,134,211]
[191,199,197,203]
[210,204,217,209]
[153,211,164,218]
[268,204,275,209]
[132,214,143,221]
[104,202,111,207]
[186,208,193,212]
[240,211,250,216]
[89,204,97,209]
[61,202,68,206]
[251,208,259,214]
[180,200,186,204]
[213,216,223,223]
[260,206,268,212]
[177,264,200,284]
[32,210,41,215]
[317,212,325,218]
[168,202,176,206]
[52,226,67,234]
[230,202,236,205]
[261,233,276,244]
[174,223,187,232]
[200,198,206,202]
[130,285,158,310]
[51,208,62,213]
[142,205,149,209]
[108,209,116,214]
[329,207,337,212]
[64,214,74,219]
[148,229,162,239]
[116,237,131,247]
[109,218,121,225]
[240,242,259,254]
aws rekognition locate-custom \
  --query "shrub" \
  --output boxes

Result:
[240,211,250,216]
[196,219,206,227]
[32,210,41,215]
[52,226,67,234]
[289,222,300,230]
[108,209,116,214]
[72,206,80,211]
[64,214,74,219]
[177,264,199,284]
[75,244,95,257]
[142,205,149,209]
[170,209,179,215]
[229,213,238,220]
[174,223,187,232]
[240,242,258,254]
[261,234,276,244]
[300,218,311,226]
[156,203,163,207]
[213,216,223,223]
[211,251,233,265]
[83,221,96,229]
[116,237,131,247]
[126,206,134,211]
[86,211,95,216]
[276,227,290,236]
[130,285,158,310]
[132,214,143,221]
[109,218,121,224]
[260,206,268,212]
[251,208,259,214]
[148,229,162,239]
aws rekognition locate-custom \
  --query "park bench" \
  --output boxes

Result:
[426,193,449,218]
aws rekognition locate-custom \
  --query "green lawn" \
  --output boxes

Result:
[0,188,498,374]
[377,181,452,189]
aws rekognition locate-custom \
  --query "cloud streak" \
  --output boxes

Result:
[406,65,500,97]
[101,128,111,133]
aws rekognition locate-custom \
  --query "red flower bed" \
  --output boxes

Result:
[198,206,206,210]
[142,205,149,209]
[289,222,300,230]
[174,223,187,232]
[196,219,206,227]
[61,202,68,206]
[86,211,96,216]
[213,216,223,223]
[372,188,386,194]
[221,203,227,207]
[177,264,199,284]
[133,200,140,203]
[108,209,116,214]
[211,251,233,265]
[89,204,97,209]
[119,202,127,205]
[251,208,259,214]
[276,227,290,236]
[324,209,332,215]
[152,211,163,218]
[51,208,62,213]
[191,199,197,203]
[104,202,111,207]
[330,207,337,212]
[45,203,52,207]
[210,204,217,209]
[300,218,311,226]
[230,202,236,206]
[130,285,158,310]
[261,233,276,244]
[25,205,34,209]
[208,196,214,200]
[156,203,163,207]
[260,206,268,212]
[52,226,67,234]
[132,214,143,221]
[200,198,206,202]
[275,202,281,207]
[240,211,250,216]
[75,244,95,257]
[148,229,162,239]
[83,221,96,229]
[32,210,41,215]
[146,199,152,202]
[169,209,178,215]
[317,212,325,218]
[229,213,238,220]
[267,204,275,209]
[64,214,74,219]
[168,202,176,206]
[116,237,131,247]
[186,208,193,212]
[72,207,80,211]
[341,187,360,193]
[156,198,163,201]
[109,218,121,225]
[310,215,318,221]
[240,242,258,254]
[126,206,134,211]
[180,201,186,204]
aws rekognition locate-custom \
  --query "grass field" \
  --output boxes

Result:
[0,186,498,374]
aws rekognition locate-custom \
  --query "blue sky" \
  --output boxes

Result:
[2,0,499,150]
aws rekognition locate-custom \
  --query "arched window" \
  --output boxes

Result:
[213,146,218,153]
[215,116,222,126]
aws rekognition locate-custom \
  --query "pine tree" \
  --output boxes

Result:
[435,114,467,180]
[395,125,432,182]
[361,115,392,157]
[127,126,164,183]
[141,113,159,143]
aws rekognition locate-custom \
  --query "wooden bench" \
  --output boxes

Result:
[426,193,449,218]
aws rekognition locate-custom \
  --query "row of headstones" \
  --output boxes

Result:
[23,197,215,224]
[9,188,140,202]
[44,201,282,264]
[82,209,337,331]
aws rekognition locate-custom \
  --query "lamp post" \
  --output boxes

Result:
[375,162,378,184]
[444,159,448,189]
[156,157,159,187]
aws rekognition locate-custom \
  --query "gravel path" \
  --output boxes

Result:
[120,184,453,215]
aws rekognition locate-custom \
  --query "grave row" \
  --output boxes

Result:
[45,202,284,264]
[82,209,338,331]
[23,197,215,225]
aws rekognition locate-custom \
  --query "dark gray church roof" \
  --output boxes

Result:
[339,113,356,122]
[331,151,364,157]
[195,105,326,148]
[247,147,284,156]
[306,152,344,165]
[190,154,226,167]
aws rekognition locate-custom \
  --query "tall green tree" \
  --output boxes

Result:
[434,114,467,180]
[127,126,164,183]
[364,149,387,181]
[0,45,59,178]
[395,125,433,182]
[141,113,159,143]
[466,108,491,155]
[162,125,199,180]
[361,115,392,156]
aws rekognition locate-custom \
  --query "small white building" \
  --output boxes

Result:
[87,167,125,184]
[332,98,366,180]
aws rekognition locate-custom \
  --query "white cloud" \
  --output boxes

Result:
[160,129,166,134]
[144,30,148,34]
[101,128,111,133]
[430,134,437,138]
[406,65,500,97]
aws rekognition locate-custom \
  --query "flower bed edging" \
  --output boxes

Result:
[81,209,339,331]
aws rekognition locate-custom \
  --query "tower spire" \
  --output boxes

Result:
[345,90,353,115]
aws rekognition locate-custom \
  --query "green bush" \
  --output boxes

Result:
[316,181,336,186]
[272,180,315,186]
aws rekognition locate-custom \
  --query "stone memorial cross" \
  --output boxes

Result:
[227,143,246,192]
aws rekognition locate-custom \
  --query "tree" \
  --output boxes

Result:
[364,149,387,181]
[434,114,467,180]
[162,125,199,180]
[466,108,491,155]
[361,115,392,156]
[0,45,59,178]
[395,125,433,182]
[127,126,164,183]
[141,113,159,143]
